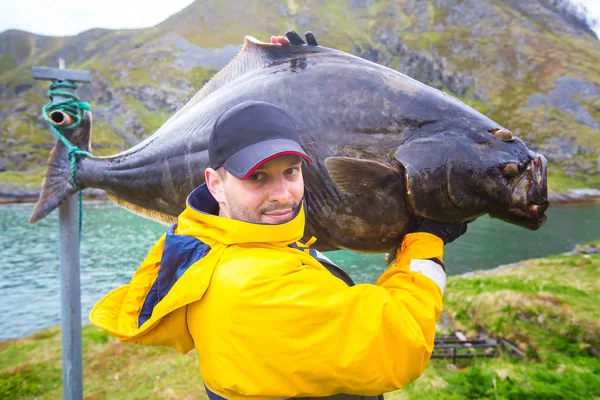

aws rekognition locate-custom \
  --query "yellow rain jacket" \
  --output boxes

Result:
[90,184,446,399]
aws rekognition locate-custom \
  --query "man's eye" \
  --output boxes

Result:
[285,167,300,176]
[248,172,266,181]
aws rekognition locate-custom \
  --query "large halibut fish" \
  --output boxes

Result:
[31,33,548,254]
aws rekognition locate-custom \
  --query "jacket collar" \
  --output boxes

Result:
[176,184,306,246]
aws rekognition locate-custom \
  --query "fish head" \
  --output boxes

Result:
[488,151,549,229]
[394,126,549,230]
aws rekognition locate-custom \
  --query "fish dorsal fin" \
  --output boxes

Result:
[165,36,325,125]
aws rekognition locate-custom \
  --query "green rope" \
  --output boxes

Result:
[42,80,92,239]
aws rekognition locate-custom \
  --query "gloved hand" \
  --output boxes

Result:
[271,31,319,46]
[285,30,319,45]
[414,218,468,244]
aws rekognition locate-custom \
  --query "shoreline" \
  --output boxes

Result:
[4,241,598,343]
[1,188,599,206]
[0,188,108,205]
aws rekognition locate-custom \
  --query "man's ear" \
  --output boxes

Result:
[205,168,226,203]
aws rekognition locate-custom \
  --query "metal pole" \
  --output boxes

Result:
[56,58,83,400]
[59,188,83,400]
[33,58,92,400]
[32,57,88,400]
[33,60,92,400]
[58,58,83,400]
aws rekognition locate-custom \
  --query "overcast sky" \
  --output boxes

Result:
[0,0,195,36]
[0,0,598,37]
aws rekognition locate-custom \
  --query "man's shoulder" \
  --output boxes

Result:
[210,244,351,291]
[214,245,305,282]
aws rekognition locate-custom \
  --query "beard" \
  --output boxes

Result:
[223,188,299,225]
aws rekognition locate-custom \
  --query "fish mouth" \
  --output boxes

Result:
[490,153,549,230]
[494,201,549,229]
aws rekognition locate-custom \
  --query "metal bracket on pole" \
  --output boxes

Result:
[32,66,92,83]
[32,59,92,400]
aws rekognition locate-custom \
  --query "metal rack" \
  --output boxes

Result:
[432,333,523,363]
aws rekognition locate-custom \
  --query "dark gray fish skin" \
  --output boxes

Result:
[31,36,548,254]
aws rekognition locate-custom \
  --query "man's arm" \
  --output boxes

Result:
[195,224,467,398]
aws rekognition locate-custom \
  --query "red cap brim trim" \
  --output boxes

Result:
[240,152,313,180]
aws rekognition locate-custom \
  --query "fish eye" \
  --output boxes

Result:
[502,163,519,178]
[489,128,515,142]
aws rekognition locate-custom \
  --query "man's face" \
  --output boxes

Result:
[206,154,305,224]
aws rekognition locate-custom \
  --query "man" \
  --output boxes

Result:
[91,99,466,399]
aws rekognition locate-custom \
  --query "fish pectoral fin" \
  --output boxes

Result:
[324,157,400,195]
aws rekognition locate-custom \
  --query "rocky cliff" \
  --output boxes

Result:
[0,0,599,200]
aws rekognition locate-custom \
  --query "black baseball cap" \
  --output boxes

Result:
[208,101,312,179]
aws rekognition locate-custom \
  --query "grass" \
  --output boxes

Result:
[90,121,127,156]
[0,363,62,399]
[0,54,16,75]
[1,241,598,399]
[0,326,203,399]
[547,169,590,194]
[388,357,600,399]
[386,241,600,399]
[123,95,172,136]
[443,249,600,347]
[0,167,46,190]
[190,67,217,90]
[402,31,449,52]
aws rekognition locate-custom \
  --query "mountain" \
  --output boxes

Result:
[1,0,599,200]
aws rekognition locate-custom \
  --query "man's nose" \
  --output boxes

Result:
[268,176,292,204]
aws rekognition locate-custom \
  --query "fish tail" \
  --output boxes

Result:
[29,112,92,223]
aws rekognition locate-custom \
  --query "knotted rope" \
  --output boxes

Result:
[42,80,92,238]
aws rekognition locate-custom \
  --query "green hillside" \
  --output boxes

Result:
[0,0,599,196]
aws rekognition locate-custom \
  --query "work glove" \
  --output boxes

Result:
[285,30,319,45]
[414,218,468,244]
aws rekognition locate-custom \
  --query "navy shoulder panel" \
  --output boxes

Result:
[138,225,211,327]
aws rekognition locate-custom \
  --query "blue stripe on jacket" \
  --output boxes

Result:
[138,224,211,327]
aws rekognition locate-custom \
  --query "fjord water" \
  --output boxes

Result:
[1,201,598,340]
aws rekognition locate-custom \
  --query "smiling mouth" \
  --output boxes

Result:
[263,208,295,221]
